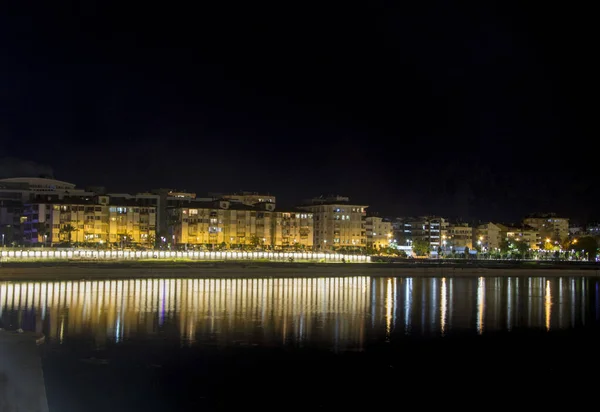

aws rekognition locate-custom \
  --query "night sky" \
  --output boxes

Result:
[0,2,594,222]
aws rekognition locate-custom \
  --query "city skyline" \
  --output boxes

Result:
[2,175,590,257]
[0,170,587,225]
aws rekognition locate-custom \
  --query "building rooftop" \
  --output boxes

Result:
[525,213,568,219]
[496,223,539,232]
[0,177,77,190]
[26,195,157,208]
[277,207,314,214]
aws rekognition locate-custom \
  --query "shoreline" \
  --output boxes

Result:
[1,260,600,280]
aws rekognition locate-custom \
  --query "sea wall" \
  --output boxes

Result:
[0,331,49,412]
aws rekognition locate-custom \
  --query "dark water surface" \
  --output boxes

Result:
[2,275,600,411]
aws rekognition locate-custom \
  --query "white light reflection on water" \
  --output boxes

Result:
[440,278,447,336]
[404,278,413,335]
[431,278,438,333]
[597,281,600,322]
[571,279,576,327]
[393,278,397,333]
[582,279,586,325]
[559,278,564,328]
[507,278,512,331]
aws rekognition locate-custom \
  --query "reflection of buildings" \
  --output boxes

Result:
[367,276,594,336]
[0,276,596,349]
[0,277,371,351]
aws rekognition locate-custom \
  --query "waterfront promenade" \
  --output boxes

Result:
[1,258,599,280]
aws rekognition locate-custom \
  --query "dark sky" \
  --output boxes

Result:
[0,2,594,222]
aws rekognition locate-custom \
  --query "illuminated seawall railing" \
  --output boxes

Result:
[0,249,370,263]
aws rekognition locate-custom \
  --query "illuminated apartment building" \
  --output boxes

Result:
[497,224,541,249]
[170,200,273,247]
[365,216,393,249]
[474,222,503,250]
[523,213,569,242]
[169,199,313,250]
[272,210,314,250]
[22,195,156,246]
[399,216,447,250]
[0,177,95,246]
[475,222,541,250]
[107,202,157,245]
[442,223,473,250]
[298,196,367,250]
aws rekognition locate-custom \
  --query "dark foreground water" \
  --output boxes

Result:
[2,275,600,411]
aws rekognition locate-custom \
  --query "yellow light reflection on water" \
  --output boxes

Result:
[545,280,552,331]
[1,275,583,343]
[385,278,392,339]
[0,277,372,350]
